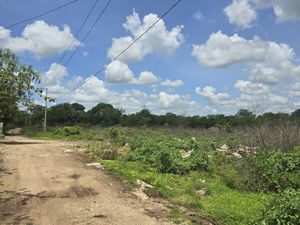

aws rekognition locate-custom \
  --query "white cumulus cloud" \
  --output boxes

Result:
[195,86,234,106]
[0,20,80,58]
[160,79,184,87]
[107,10,184,63]
[192,31,300,84]
[224,0,257,28]
[133,71,159,84]
[234,80,270,95]
[105,60,135,83]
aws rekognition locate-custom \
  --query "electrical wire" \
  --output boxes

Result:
[58,0,182,99]
[4,0,81,29]
[61,0,113,68]
[55,0,99,66]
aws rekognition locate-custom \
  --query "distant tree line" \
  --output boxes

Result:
[15,102,300,130]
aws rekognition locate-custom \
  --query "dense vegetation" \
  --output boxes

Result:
[15,101,300,130]
[21,125,300,225]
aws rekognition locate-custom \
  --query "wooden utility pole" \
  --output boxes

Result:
[43,88,48,132]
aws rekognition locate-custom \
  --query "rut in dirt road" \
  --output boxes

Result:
[0,136,174,225]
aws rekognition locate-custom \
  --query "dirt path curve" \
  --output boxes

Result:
[0,136,174,225]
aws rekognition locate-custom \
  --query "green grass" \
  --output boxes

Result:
[101,160,271,225]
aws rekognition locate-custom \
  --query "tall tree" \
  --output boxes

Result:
[87,103,121,126]
[0,49,40,127]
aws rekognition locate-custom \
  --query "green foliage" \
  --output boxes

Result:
[126,135,210,174]
[53,126,82,137]
[47,103,85,125]
[101,160,271,225]
[104,127,125,143]
[211,151,300,192]
[259,189,300,225]
[240,151,300,192]
[0,49,39,124]
[87,103,122,126]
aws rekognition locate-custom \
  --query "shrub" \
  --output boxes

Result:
[238,151,300,192]
[209,155,244,189]
[54,126,82,137]
[126,135,210,174]
[104,127,126,144]
[190,150,209,171]
[154,147,189,174]
[258,189,300,225]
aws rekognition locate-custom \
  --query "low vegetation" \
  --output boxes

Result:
[22,125,300,225]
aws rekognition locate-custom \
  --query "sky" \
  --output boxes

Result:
[1,0,300,115]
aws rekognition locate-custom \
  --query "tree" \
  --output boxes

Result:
[291,109,300,120]
[235,109,255,125]
[87,103,121,126]
[0,49,39,128]
[47,103,85,125]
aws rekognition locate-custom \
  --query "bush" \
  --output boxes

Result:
[154,147,189,174]
[54,126,82,137]
[209,155,244,189]
[238,151,300,192]
[104,127,126,144]
[190,150,209,171]
[259,189,300,225]
[127,135,209,174]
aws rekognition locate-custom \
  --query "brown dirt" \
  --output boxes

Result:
[0,136,175,225]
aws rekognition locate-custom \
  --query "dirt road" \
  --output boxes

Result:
[0,136,174,225]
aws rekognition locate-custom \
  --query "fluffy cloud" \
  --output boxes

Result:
[192,31,300,84]
[251,0,300,22]
[224,0,257,28]
[148,92,200,114]
[195,83,292,114]
[67,76,201,115]
[133,71,159,84]
[237,93,290,113]
[160,79,184,87]
[234,80,270,95]
[285,82,300,97]
[224,0,300,26]
[192,31,266,67]
[105,60,135,83]
[104,61,159,84]
[0,20,80,58]
[272,0,300,22]
[107,10,184,63]
[195,86,234,106]
[42,63,69,97]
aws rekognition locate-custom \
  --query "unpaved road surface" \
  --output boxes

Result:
[0,136,174,225]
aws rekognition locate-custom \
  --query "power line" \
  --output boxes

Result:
[62,0,113,67]
[58,0,182,99]
[55,0,99,66]
[4,0,81,29]
[49,0,112,84]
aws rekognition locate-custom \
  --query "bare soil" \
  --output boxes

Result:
[0,136,175,225]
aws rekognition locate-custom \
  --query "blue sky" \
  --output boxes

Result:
[1,0,300,115]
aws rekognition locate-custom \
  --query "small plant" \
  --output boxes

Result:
[258,189,300,225]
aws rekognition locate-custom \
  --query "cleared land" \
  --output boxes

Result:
[0,135,175,225]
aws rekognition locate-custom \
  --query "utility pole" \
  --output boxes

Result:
[44,87,48,132]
